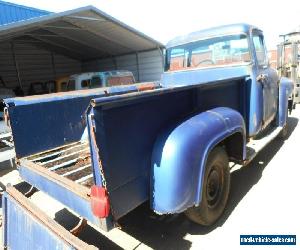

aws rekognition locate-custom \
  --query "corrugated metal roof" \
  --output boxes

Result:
[0,6,164,61]
[0,0,50,26]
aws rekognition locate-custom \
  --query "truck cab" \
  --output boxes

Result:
[163,23,282,137]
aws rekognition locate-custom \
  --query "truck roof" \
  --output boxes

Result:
[166,23,260,48]
[69,70,134,79]
[282,25,300,36]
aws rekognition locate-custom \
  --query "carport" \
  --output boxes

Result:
[0,6,164,94]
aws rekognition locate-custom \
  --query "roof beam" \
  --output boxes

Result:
[12,37,81,60]
[63,16,136,53]
[42,25,81,30]
[40,27,111,56]
[26,33,58,37]
[67,16,105,22]
[24,35,86,59]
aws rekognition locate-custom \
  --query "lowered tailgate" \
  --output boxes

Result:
[18,141,113,231]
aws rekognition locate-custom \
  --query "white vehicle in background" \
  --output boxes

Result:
[0,77,15,124]
[277,29,300,107]
[0,88,14,123]
[67,70,136,90]
[0,79,15,165]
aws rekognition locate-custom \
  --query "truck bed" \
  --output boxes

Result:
[5,76,249,230]
[25,141,94,188]
[4,85,161,232]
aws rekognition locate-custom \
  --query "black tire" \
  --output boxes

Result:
[278,123,288,140]
[277,107,289,140]
[185,147,230,226]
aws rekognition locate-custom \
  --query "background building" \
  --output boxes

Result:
[0,1,164,95]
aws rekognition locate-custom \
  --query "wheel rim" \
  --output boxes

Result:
[206,166,223,208]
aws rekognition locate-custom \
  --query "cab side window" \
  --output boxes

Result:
[253,34,267,66]
[91,77,102,88]
[81,79,90,88]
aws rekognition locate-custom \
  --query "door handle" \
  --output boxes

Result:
[256,74,268,83]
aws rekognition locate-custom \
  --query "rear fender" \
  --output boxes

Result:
[277,77,293,126]
[151,107,246,214]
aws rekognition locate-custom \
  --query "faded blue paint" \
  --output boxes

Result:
[163,24,289,137]
[161,65,260,136]
[86,108,103,186]
[4,84,150,158]
[147,24,292,214]
[89,76,247,219]
[5,84,139,106]
[3,23,294,233]
[162,66,261,137]
[0,0,50,26]
[277,77,293,126]
[151,107,245,213]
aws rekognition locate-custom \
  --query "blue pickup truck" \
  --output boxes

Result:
[2,23,293,249]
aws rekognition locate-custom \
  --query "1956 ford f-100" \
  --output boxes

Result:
[2,23,293,249]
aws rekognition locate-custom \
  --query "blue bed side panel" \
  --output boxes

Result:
[91,90,194,219]
[90,77,247,218]
[4,85,139,158]
[7,96,97,158]
[162,66,261,137]
[151,107,245,214]
[277,77,293,126]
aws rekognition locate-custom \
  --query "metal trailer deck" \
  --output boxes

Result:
[3,185,98,250]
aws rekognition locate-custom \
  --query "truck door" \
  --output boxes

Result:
[253,32,278,126]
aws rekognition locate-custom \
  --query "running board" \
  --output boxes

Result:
[245,126,283,164]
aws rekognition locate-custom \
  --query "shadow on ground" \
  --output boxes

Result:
[54,209,124,250]
[117,117,298,250]
[0,160,15,177]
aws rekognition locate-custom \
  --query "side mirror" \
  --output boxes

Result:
[267,50,276,68]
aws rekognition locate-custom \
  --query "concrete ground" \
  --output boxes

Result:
[0,107,299,250]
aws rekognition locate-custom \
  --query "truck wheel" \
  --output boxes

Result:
[278,123,288,140]
[278,107,289,140]
[185,147,230,226]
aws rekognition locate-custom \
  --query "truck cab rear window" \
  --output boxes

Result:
[166,34,250,71]
[67,80,75,90]
[81,79,91,88]
[91,77,102,88]
[107,76,134,86]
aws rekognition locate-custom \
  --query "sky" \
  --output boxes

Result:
[6,0,300,50]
